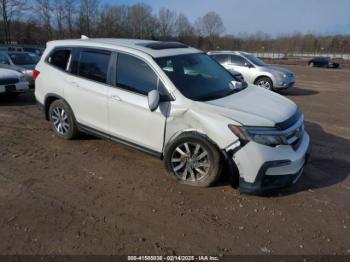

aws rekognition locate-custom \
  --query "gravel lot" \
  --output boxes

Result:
[0,65,349,255]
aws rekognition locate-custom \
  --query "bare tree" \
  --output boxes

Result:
[53,0,64,38]
[128,3,157,39]
[175,13,194,38]
[195,11,224,48]
[35,0,52,40]
[157,8,177,38]
[79,0,99,36]
[63,0,76,38]
[0,0,26,43]
[98,4,129,37]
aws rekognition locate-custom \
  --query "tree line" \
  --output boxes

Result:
[1,0,349,53]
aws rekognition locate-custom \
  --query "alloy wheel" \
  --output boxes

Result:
[258,80,271,89]
[171,142,210,181]
[51,107,70,135]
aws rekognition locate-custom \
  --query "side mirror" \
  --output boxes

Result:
[148,89,160,112]
[230,80,248,90]
[230,81,243,90]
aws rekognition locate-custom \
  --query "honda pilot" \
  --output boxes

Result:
[34,38,310,194]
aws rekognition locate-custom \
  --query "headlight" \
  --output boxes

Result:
[228,125,288,147]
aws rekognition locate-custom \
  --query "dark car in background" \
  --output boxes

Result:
[308,57,339,68]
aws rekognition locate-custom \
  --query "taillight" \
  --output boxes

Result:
[33,70,40,80]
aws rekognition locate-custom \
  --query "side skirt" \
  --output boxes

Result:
[77,123,163,159]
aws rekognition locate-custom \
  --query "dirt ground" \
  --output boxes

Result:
[0,65,349,256]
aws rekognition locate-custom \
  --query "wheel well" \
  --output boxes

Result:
[254,75,272,85]
[44,96,60,121]
[164,131,220,155]
[164,131,240,187]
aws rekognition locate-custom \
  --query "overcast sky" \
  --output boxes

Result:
[103,0,350,36]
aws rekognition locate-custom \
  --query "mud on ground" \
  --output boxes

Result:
[0,65,349,255]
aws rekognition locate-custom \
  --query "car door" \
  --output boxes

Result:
[108,52,169,154]
[227,55,253,83]
[64,48,111,132]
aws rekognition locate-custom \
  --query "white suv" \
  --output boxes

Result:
[34,38,310,194]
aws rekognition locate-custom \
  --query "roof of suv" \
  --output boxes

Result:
[46,38,202,58]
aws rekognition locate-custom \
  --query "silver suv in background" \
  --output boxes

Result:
[208,51,295,91]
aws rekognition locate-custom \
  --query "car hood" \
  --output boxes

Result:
[266,65,293,75]
[198,85,298,127]
[0,68,22,78]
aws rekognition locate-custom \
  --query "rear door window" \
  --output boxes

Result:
[48,49,71,70]
[77,49,111,84]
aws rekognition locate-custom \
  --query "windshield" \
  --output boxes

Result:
[155,53,245,101]
[8,53,36,65]
[241,54,267,67]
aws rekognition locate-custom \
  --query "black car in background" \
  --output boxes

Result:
[308,57,340,68]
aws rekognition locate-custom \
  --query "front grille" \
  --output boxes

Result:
[0,78,19,85]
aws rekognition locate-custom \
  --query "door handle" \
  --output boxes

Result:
[110,95,122,101]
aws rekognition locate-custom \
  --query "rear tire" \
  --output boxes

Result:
[309,62,314,67]
[49,99,79,140]
[164,133,222,187]
[254,77,273,90]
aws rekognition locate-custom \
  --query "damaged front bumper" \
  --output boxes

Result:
[230,131,311,194]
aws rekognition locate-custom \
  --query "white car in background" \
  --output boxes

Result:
[208,51,295,91]
[0,68,29,97]
[35,38,310,194]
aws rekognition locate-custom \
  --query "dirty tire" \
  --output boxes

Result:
[49,99,79,140]
[309,62,314,67]
[164,133,222,187]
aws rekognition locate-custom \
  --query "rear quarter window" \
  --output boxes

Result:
[48,49,71,70]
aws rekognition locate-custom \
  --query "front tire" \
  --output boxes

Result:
[255,77,273,90]
[49,99,79,140]
[164,133,222,187]
[309,62,314,67]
